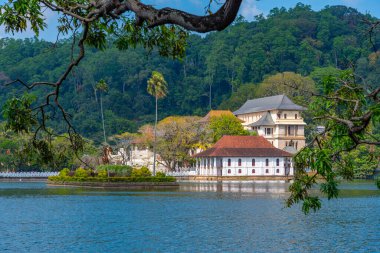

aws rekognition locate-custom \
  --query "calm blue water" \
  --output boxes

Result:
[0,181,379,252]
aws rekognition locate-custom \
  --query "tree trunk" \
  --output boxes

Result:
[100,94,107,144]
[153,95,158,176]
[209,73,214,110]
[209,83,212,110]
[92,85,98,102]
[183,60,187,78]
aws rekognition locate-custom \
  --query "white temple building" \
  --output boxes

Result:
[234,94,307,153]
[194,136,293,176]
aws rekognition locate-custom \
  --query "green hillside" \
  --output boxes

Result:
[0,4,378,143]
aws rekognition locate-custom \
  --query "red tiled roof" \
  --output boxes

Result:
[213,136,274,148]
[194,136,292,157]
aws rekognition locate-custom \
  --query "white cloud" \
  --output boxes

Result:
[240,0,262,21]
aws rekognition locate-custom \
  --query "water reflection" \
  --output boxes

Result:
[179,181,289,194]
[0,181,378,198]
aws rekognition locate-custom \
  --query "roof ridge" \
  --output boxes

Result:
[277,94,286,109]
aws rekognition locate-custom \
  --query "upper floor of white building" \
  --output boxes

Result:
[233,95,307,152]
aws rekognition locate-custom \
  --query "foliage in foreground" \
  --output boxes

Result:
[286,70,380,214]
[0,124,97,171]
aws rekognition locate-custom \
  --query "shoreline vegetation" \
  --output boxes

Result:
[47,181,179,189]
[47,165,178,189]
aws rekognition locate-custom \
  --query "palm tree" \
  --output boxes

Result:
[147,71,168,175]
[96,79,109,144]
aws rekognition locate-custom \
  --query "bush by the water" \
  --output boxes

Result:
[131,167,151,177]
[74,168,90,178]
[96,165,133,177]
[376,177,380,189]
[97,169,108,178]
[155,171,166,177]
[59,168,70,177]
[48,175,176,183]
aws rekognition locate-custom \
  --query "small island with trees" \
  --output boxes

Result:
[48,165,178,189]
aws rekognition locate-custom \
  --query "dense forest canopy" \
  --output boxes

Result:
[0,4,379,143]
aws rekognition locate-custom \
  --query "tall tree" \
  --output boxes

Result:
[208,115,250,142]
[147,71,168,175]
[155,116,204,171]
[255,72,316,106]
[96,79,109,144]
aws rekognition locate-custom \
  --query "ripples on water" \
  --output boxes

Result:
[0,181,379,252]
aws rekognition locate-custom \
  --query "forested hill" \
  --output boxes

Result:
[0,4,378,143]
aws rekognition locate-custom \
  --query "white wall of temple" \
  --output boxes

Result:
[276,110,301,121]
[128,145,166,172]
[238,112,264,127]
[277,139,306,151]
[196,157,293,176]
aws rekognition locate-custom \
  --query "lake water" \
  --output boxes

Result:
[0,181,379,252]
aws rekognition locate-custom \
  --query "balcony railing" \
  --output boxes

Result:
[262,134,304,138]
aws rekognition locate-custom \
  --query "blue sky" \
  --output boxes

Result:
[148,0,380,18]
[1,0,380,41]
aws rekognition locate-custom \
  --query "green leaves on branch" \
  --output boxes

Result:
[286,173,321,214]
[0,0,46,36]
[2,94,37,133]
[116,20,188,59]
[32,139,54,165]
[287,69,379,214]
[86,23,108,50]
[69,132,85,154]
[301,197,322,214]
